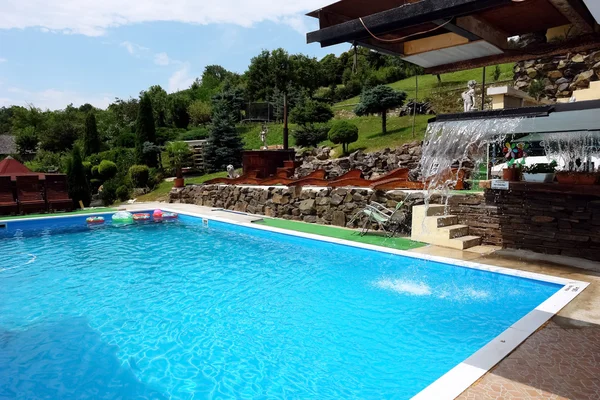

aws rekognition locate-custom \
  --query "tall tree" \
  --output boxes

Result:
[83,112,100,156]
[354,85,407,134]
[146,85,169,128]
[204,98,244,172]
[170,94,191,129]
[247,48,298,149]
[66,144,91,207]
[135,93,157,167]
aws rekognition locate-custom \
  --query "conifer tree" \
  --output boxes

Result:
[135,93,157,167]
[83,112,100,157]
[66,144,91,207]
[204,98,244,172]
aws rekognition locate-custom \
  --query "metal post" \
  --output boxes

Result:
[412,74,418,138]
[283,92,289,150]
[481,66,486,111]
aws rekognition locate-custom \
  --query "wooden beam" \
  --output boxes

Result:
[547,0,595,33]
[358,39,405,56]
[456,16,509,49]
[433,19,480,41]
[404,32,470,55]
[425,33,600,74]
[307,0,513,47]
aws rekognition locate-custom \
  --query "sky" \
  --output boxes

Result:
[0,0,346,111]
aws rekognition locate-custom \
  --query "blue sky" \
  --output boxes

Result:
[0,0,345,110]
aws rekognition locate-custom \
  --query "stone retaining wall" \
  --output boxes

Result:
[295,141,423,180]
[487,188,600,261]
[170,185,493,237]
[514,50,600,101]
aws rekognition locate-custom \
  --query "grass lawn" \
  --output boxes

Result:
[0,207,117,221]
[239,114,430,156]
[135,171,229,203]
[335,64,514,110]
[255,218,425,251]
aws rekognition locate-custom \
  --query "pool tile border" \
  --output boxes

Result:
[5,206,589,400]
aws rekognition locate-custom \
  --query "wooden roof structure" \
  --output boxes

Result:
[307,0,600,73]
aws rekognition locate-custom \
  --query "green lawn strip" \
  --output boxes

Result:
[254,217,425,251]
[135,171,229,203]
[0,207,117,221]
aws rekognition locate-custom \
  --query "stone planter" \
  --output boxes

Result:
[555,172,598,185]
[523,173,555,183]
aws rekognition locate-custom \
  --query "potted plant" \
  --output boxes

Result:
[502,142,528,182]
[502,158,525,182]
[522,161,557,183]
[165,141,192,188]
[556,170,598,185]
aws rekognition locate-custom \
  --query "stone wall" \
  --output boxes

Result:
[170,184,426,230]
[514,50,600,101]
[486,188,600,261]
[169,184,498,240]
[295,141,423,180]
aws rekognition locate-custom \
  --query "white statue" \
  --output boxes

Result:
[226,165,238,179]
[462,80,477,112]
[260,124,268,150]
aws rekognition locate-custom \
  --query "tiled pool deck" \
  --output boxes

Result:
[3,202,599,399]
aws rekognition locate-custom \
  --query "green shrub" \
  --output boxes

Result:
[116,185,131,202]
[91,165,99,178]
[290,100,334,125]
[114,132,136,148]
[100,179,118,206]
[293,124,330,148]
[329,121,359,154]
[156,127,185,145]
[129,164,150,188]
[98,160,118,180]
[148,168,164,189]
[178,127,209,141]
[66,144,91,207]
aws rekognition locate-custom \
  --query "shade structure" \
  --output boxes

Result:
[0,156,43,180]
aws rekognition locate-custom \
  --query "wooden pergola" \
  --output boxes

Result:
[307,0,600,74]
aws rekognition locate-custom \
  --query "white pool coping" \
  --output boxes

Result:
[2,206,589,400]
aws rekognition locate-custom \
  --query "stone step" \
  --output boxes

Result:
[436,215,458,228]
[449,235,482,250]
[439,224,470,239]
[425,204,447,217]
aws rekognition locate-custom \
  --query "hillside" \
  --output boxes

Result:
[335,64,514,111]
[238,64,514,156]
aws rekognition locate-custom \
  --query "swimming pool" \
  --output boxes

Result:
[0,210,587,399]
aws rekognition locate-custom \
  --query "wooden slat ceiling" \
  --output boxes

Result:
[476,0,569,36]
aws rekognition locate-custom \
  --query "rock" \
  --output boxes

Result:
[531,216,556,224]
[330,193,344,206]
[557,82,570,92]
[316,197,331,206]
[571,54,585,63]
[587,51,600,63]
[555,77,569,85]
[570,70,594,89]
[526,68,538,78]
[303,215,317,223]
[298,199,316,215]
[546,70,562,79]
[332,211,346,227]
[272,193,290,205]
[515,81,529,89]
[557,60,568,69]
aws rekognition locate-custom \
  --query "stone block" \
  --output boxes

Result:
[298,199,316,215]
[332,211,346,227]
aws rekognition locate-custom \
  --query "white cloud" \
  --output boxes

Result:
[154,52,171,66]
[0,0,328,36]
[0,58,6,63]
[0,87,113,110]
[120,41,148,56]
[168,63,194,93]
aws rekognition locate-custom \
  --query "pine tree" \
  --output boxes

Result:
[66,144,91,207]
[204,98,244,172]
[83,112,100,157]
[135,93,157,167]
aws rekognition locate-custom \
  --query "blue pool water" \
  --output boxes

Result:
[0,214,561,399]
